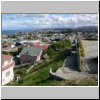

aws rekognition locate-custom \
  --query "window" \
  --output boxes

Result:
[6,71,10,77]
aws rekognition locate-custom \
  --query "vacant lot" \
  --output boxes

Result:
[81,40,98,75]
[81,40,98,59]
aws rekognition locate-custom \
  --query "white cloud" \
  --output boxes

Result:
[2,14,98,30]
[3,14,49,19]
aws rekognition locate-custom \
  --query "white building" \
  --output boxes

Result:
[20,39,41,44]
[2,54,15,85]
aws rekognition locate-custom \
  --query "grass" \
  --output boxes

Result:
[13,56,65,86]
[77,49,83,72]
[8,53,98,86]
[79,40,85,57]
[77,39,85,72]
[8,39,71,86]
[6,39,98,86]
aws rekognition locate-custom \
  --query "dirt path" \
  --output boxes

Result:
[54,57,92,80]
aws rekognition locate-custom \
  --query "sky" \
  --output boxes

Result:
[2,14,98,30]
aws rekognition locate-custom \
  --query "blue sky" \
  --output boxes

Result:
[2,14,98,30]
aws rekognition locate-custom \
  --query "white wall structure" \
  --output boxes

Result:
[2,65,14,85]
[2,54,15,85]
[36,50,43,62]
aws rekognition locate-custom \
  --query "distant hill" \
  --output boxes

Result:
[38,26,98,33]
[74,26,98,33]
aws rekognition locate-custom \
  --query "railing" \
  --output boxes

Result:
[14,63,31,68]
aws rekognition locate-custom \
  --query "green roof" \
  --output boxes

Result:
[20,47,42,56]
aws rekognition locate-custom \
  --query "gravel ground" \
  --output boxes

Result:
[53,40,98,80]
[81,40,98,59]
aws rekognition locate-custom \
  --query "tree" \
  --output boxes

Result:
[44,54,49,59]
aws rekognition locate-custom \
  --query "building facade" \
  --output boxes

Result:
[2,54,15,85]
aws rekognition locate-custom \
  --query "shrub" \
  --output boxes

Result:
[46,39,71,58]
[77,48,83,72]
[79,40,85,57]
[18,79,23,84]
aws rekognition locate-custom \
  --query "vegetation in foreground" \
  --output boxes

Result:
[77,39,85,72]
[7,39,71,86]
[7,39,98,86]
[14,57,65,86]
[78,40,85,57]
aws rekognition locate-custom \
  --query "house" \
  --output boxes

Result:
[2,54,15,85]
[20,39,41,44]
[2,47,12,52]
[30,40,50,50]
[19,47,43,64]
[2,45,20,52]
[33,41,41,46]
[34,43,49,50]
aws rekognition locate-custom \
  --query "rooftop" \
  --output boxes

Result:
[34,45,48,49]
[2,61,15,71]
[2,47,12,51]
[20,47,42,57]
[2,54,12,63]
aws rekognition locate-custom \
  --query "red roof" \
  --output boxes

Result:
[2,54,12,63]
[2,47,12,51]
[33,42,40,46]
[34,45,49,49]
[2,61,15,71]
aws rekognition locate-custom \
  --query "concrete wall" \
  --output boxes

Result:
[36,50,43,62]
